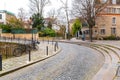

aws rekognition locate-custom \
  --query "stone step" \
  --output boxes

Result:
[91,44,119,80]
[95,44,120,61]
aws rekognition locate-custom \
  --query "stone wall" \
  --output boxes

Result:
[1,33,38,40]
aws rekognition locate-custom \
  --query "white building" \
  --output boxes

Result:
[0,10,15,24]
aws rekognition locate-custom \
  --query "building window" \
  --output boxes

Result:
[85,30,89,35]
[111,28,116,34]
[100,29,105,35]
[117,8,120,13]
[112,17,116,24]
[107,8,111,13]
[0,14,2,19]
[101,0,107,3]
[112,8,116,13]
[116,0,120,4]
[118,8,120,13]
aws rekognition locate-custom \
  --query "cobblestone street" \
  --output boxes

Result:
[0,43,104,80]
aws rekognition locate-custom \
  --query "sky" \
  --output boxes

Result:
[0,0,29,15]
[0,0,72,18]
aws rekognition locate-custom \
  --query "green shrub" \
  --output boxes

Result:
[39,28,56,37]
[0,24,12,33]
[103,35,116,40]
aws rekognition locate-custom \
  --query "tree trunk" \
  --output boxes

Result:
[66,10,70,40]
[89,27,93,42]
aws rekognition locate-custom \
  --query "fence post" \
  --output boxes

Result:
[6,46,8,59]
[11,37,12,42]
[5,37,6,42]
[46,46,48,55]
[24,38,26,45]
[48,40,49,44]
[18,38,20,43]
[0,55,2,71]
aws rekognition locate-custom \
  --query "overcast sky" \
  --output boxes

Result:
[0,0,72,17]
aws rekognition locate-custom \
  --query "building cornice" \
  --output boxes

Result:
[98,13,120,16]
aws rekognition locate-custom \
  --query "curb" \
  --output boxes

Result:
[0,47,62,77]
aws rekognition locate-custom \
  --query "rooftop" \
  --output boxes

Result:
[0,10,15,16]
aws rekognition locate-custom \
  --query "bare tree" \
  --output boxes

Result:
[18,8,27,21]
[47,9,64,24]
[29,0,50,16]
[72,0,109,42]
[47,8,67,38]
[47,9,56,18]
[59,0,70,39]
[47,9,57,25]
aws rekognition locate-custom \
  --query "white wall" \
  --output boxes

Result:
[0,13,6,24]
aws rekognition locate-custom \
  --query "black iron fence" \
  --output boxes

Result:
[0,36,59,59]
[0,36,59,71]
[0,43,16,59]
[0,36,31,44]
[0,36,34,59]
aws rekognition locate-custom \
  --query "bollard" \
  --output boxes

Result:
[0,55,2,71]
[46,46,48,55]
[11,37,12,42]
[54,43,56,52]
[29,50,31,61]
[56,42,59,49]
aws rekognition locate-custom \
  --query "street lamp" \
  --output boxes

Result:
[30,17,34,43]
[32,29,33,43]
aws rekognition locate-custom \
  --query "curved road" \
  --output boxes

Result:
[0,43,104,80]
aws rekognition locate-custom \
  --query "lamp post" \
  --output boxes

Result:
[32,29,33,43]
[30,25,34,43]
[30,17,34,43]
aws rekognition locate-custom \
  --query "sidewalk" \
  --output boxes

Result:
[0,42,61,76]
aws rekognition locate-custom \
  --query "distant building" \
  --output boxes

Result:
[0,10,16,24]
[69,18,89,38]
[44,17,60,30]
[80,0,120,39]
[93,0,120,39]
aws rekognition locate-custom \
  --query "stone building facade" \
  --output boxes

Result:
[0,10,16,24]
[96,0,120,38]
[82,0,120,39]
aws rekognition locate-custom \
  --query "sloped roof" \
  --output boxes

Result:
[0,10,15,16]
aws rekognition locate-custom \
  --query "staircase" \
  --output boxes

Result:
[89,44,120,80]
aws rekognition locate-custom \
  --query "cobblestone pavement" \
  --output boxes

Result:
[0,42,57,75]
[92,41,120,80]
[0,43,104,80]
[61,39,120,80]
